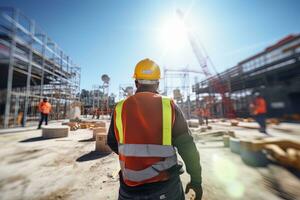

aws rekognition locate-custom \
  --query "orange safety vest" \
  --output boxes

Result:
[114,92,177,186]
[254,97,267,115]
[38,102,51,114]
[203,108,210,117]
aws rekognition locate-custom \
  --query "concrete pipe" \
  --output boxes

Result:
[42,125,69,139]
[223,135,230,147]
[230,137,240,154]
[240,139,269,167]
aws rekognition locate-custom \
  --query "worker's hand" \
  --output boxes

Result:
[185,181,203,200]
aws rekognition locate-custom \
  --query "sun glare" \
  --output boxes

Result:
[159,15,188,52]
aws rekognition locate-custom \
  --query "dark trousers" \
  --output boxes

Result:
[255,114,266,133]
[118,176,185,200]
[38,113,48,128]
[198,116,208,126]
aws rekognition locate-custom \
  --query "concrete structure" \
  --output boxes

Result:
[42,125,69,138]
[0,7,81,128]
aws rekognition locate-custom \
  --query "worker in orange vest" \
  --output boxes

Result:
[251,92,267,134]
[202,107,210,126]
[196,107,204,125]
[107,59,202,200]
[37,97,52,129]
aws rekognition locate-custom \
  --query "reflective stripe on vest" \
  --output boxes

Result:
[162,96,172,145]
[115,99,125,144]
[120,154,177,182]
[118,144,176,157]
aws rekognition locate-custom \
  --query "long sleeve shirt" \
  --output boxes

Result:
[107,92,202,192]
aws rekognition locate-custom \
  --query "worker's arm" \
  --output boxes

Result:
[172,104,202,184]
[107,112,119,154]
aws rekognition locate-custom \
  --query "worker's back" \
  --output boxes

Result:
[114,92,177,187]
[118,92,174,143]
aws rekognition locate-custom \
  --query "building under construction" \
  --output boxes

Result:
[193,34,300,120]
[0,7,81,128]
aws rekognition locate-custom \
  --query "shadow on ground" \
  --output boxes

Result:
[76,151,110,162]
[78,138,94,142]
[19,136,53,143]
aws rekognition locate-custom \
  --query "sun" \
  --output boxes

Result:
[158,15,188,52]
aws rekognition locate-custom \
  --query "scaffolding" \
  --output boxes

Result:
[0,7,81,128]
[163,67,202,119]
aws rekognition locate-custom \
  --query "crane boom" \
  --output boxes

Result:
[176,9,235,118]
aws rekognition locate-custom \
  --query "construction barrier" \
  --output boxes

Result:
[42,125,69,138]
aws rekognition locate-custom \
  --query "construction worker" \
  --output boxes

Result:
[196,107,204,125]
[251,92,267,134]
[107,58,202,200]
[203,107,210,126]
[37,97,52,129]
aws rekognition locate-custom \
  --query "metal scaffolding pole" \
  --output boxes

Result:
[23,19,35,126]
[4,8,18,128]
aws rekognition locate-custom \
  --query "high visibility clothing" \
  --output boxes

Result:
[197,108,210,117]
[38,101,51,114]
[114,92,177,186]
[254,97,266,115]
[203,108,210,117]
[133,58,161,80]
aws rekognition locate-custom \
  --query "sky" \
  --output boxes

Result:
[1,0,300,98]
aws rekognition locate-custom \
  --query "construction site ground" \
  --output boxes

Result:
[1,119,300,200]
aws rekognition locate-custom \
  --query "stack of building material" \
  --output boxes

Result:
[42,125,69,138]
[267,118,280,125]
[264,141,300,171]
[243,118,254,122]
[79,123,89,129]
[94,121,106,128]
[230,120,239,126]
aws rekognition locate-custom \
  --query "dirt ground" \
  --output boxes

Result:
[0,122,300,200]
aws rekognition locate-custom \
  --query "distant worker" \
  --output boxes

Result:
[202,107,210,126]
[107,58,202,200]
[37,97,52,129]
[250,92,267,134]
[196,107,204,125]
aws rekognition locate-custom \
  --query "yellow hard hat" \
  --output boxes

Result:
[133,58,161,80]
